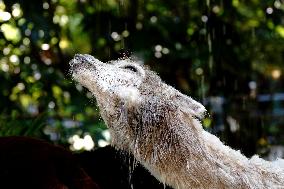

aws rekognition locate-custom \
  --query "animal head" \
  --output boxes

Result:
[70,54,206,150]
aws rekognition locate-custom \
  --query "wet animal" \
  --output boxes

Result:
[70,54,284,189]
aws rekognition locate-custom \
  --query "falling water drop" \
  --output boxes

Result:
[208,32,213,72]
[205,0,213,72]
[206,0,210,6]
[108,47,111,58]
[201,75,206,104]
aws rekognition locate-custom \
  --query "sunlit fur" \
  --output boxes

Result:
[70,54,284,189]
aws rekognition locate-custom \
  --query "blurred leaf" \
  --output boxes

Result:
[275,25,284,38]
[0,23,21,43]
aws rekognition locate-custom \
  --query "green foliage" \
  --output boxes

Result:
[0,0,283,154]
[0,112,46,137]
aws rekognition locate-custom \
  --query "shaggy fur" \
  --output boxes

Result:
[70,54,284,189]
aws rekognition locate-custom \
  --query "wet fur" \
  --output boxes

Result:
[70,54,284,189]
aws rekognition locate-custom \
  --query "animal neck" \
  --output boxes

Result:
[132,117,284,189]
[108,96,284,189]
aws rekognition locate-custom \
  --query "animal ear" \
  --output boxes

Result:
[172,90,206,119]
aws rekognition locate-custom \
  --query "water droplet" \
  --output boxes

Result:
[122,30,130,37]
[41,43,50,50]
[195,68,203,75]
[150,16,157,23]
[43,2,49,9]
[39,30,45,38]
[9,55,19,65]
[175,43,182,50]
[76,84,83,91]
[34,72,41,80]
[136,22,143,30]
[17,82,25,90]
[14,67,20,74]
[44,58,52,65]
[155,52,162,58]
[12,4,21,17]
[155,45,162,52]
[212,5,221,14]
[24,56,31,64]
[266,7,273,14]
[274,1,281,9]
[201,15,208,22]
[162,47,170,54]
[23,38,30,46]
[48,101,55,109]
[3,47,10,55]
[24,29,31,36]
[31,64,37,70]
[111,32,121,41]
[248,81,257,90]
[1,63,9,72]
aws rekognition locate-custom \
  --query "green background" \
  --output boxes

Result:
[0,0,284,157]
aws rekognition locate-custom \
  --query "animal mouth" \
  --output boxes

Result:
[69,54,106,97]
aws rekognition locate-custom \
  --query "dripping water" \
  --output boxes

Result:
[125,148,139,189]
[207,33,213,72]
[163,182,166,189]
[108,20,112,58]
[206,0,213,73]
[201,75,206,105]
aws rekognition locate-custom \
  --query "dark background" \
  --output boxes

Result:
[0,0,284,159]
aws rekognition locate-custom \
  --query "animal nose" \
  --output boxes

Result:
[73,54,94,67]
[74,54,100,65]
[70,54,91,69]
[74,54,85,62]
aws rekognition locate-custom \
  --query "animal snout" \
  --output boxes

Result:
[70,54,93,71]
[74,54,101,66]
[74,54,87,62]
[72,54,95,68]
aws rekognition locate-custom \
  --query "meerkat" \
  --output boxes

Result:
[70,54,284,189]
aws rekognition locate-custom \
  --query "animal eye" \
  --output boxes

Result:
[123,65,137,72]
